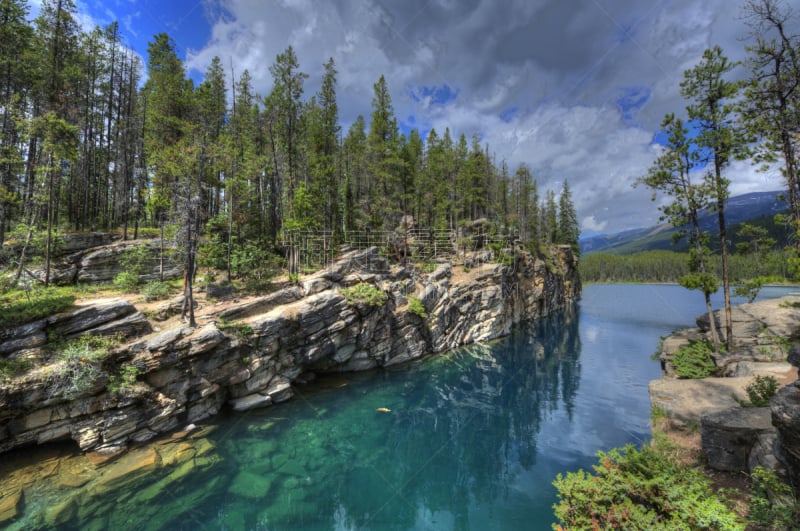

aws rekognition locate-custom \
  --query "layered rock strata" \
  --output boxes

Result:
[0,246,580,458]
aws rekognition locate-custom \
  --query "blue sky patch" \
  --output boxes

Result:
[500,106,519,123]
[409,84,459,106]
[616,87,651,122]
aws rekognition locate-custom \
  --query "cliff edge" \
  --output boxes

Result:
[0,245,580,459]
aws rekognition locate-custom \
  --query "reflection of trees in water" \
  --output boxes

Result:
[75,307,582,530]
[331,305,583,530]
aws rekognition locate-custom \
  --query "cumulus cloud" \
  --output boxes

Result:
[179,0,784,233]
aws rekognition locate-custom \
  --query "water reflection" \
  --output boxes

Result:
[9,307,582,531]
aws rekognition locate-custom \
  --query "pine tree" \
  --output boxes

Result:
[267,46,307,225]
[741,0,800,245]
[557,180,580,255]
[0,0,32,247]
[681,45,743,347]
[637,113,721,351]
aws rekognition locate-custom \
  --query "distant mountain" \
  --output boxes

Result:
[581,191,789,255]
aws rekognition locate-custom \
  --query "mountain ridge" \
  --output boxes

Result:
[581,190,789,255]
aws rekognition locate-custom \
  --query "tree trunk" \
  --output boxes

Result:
[44,158,55,287]
[716,163,733,348]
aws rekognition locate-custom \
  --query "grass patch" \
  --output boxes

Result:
[0,287,76,326]
[0,358,33,382]
[107,363,142,394]
[217,318,254,337]
[46,334,118,398]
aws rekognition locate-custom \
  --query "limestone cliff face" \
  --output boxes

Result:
[0,246,580,457]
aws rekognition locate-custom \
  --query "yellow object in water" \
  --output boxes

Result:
[376,407,391,413]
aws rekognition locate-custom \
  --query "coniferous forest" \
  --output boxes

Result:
[0,0,579,289]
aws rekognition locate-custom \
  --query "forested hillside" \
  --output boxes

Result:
[0,0,579,287]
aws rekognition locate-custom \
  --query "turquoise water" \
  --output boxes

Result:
[13,284,797,530]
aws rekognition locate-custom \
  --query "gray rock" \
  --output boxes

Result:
[649,377,751,427]
[302,276,332,296]
[701,407,774,472]
[55,232,114,256]
[77,311,152,340]
[429,263,451,283]
[266,378,293,403]
[788,344,800,369]
[49,300,136,338]
[206,283,236,299]
[230,393,272,412]
[748,431,782,473]
[723,361,795,379]
[771,381,800,481]
[217,287,303,322]
[153,295,196,321]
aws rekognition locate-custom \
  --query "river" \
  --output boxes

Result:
[3,284,796,530]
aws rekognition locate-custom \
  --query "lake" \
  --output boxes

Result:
[4,284,795,530]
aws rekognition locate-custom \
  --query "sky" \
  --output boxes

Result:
[38,0,791,236]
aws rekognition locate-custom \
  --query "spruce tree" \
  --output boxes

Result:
[557,180,580,256]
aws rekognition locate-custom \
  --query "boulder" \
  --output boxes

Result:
[771,380,800,482]
[723,361,796,380]
[649,377,751,427]
[55,232,114,256]
[206,283,236,299]
[748,431,783,473]
[701,407,774,472]
[788,343,800,370]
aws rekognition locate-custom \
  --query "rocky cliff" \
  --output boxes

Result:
[0,245,580,459]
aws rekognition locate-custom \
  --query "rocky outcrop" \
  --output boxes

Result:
[35,239,183,285]
[658,297,800,377]
[651,296,800,484]
[701,407,775,472]
[0,245,580,457]
[649,377,751,428]
[772,373,800,484]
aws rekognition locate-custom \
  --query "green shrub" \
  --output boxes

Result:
[423,261,438,273]
[407,297,428,319]
[217,318,253,337]
[672,340,717,379]
[341,283,388,307]
[141,281,171,302]
[748,466,800,529]
[489,242,514,266]
[113,271,140,292]
[0,358,33,382]
[48,335,113,398]
[0,287,75,326]
[745,375,779,407]
[108,364,141,393]
[120,244,153,277]
[553,436,743,530]
[231,243,283,283]
[0,275,16,294]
